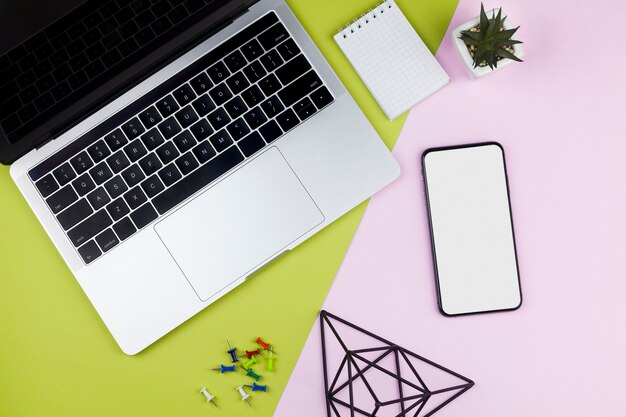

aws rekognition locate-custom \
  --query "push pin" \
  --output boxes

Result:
[236,385,252,408]
[200,387,219,408]
[212,364,236,374]
[266,346,276,371]
[245,368,262,381]
[245,382,268,392]
[226,340,239,363]
[243,355,260,370]
[239,349,261,359]
[255,337,276,354]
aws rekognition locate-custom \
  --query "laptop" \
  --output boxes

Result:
[1,0,399,354]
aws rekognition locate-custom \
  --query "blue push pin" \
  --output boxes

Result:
[227,340,239,363]
[245,382,267,392]
[212,364,236,374]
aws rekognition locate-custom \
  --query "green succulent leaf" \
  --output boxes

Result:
[464,3,523,69]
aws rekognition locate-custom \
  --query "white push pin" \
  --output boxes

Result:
[236,385,252,408]
[200,387,219,408]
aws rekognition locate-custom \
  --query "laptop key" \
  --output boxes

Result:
[241,85,265,107]
[224,96,248,119]
[209,130,233,152]
[173,130,197,153]
[278,70,322,107]
[224,50,247,72]
[242,61,267,84]
[141,175,165,198]
[123,187,148,210]
[190,72,213,94]
[259,50,284,72]
[175,152,199,176]
[106,198,130,221]
[190,119,213,140]
[293,97,317,121]
[89,162,113,185]
[258,74,281,96]
[107,150,131,173]
[207,61,230,84]
[275,55,311,85]
[192,140,216,164]
[276,109,300,132]
[123,140,148,162]
[72,173,96,196]
[175,105,199,128]
[226,118,250,141]
[113,217,136,241]
[121,117,145,139]
[87,140,111,163]
[277,38,300,61]
[47,186,78,214]
[52,163,77,186]
[104,129,128,152]
[138,106,163,128]
[225,72,250,95]
[36,174,59,198]
[258,120,282,143]
[158,116,182,139]
[243,106,268,130]
[70,151,94,174]
[104,176,128,199]
[156,95,180,117]
[141,128,165,151]
[209,83,233,106]
[158,163,182,187]
[67,210,113,247]
[121,164,145,187]
[156,141,180,164]
[95,228,119,252]
[310,86,334,109]
[130,203,158,229]
[86,187,111,210]
[139,153,163,175]
[241,39,264,61]
[207,107,230,130]
[57,199,93,230]
[260,95,284,118]
[191,94,216,116]
[173,84,196,106]
[258,22,289,50]
[152,146,244,215]
[239,131,266,158]
[78,240,102,264]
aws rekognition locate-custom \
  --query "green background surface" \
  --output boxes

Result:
[0,1,458,416]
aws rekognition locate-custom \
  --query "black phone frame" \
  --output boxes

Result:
[421,141,523,317]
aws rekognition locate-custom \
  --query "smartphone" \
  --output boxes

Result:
[422,142,522,316]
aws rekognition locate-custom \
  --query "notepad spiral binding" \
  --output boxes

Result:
[338,0,394,39]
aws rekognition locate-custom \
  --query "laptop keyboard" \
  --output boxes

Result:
[0,0,228,143]
[28,12,334,265]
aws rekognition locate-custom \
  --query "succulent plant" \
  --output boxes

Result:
[459,4,523,69]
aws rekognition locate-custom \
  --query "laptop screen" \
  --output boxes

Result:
[0,0,252,165]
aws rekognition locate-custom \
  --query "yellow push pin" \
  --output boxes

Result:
[267,346,277,371]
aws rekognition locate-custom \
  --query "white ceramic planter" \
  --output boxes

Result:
[452,9,524,78]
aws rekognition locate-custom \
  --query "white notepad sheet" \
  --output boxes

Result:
[334,0,449,120]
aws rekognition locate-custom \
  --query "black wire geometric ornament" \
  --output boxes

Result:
[320,310,474,417]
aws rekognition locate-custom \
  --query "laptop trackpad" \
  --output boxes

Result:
[155,148,324,301]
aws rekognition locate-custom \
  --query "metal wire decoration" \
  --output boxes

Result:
[320,311,474,417]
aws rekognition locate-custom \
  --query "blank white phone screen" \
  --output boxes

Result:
[423,144,521,315]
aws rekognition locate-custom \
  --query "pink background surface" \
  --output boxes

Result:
[274,0,626,415]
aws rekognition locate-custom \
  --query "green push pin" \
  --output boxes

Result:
[245,368,262,381]
[243,354,260,370]
[267,346,276,371]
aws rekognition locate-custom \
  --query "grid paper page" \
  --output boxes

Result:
[334,0,449,120]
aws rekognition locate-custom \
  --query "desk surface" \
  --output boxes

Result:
[275,0,626,416]
[0,1,458,416]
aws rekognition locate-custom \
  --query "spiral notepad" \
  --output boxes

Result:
[334,0,449,120]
